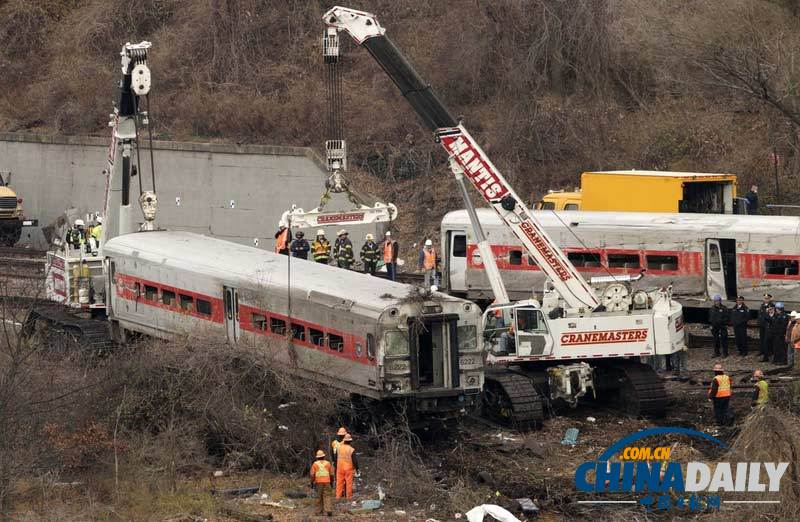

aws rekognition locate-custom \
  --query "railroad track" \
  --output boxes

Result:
[0,247,46,280]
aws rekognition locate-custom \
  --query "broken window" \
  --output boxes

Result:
[162,289,176,306]
[608,253,640,269]
[765,259,799,276]
[309,327,325,346]
[646,255,679,271]
[144,284,157,301]
[251,313,268,331]
[290,323,305,341]
[329,333,344,352]
[196,299,212,316]
[385,330,409,356]
[457,325,477,352]
[179,294,194,311]
[270,317,286,335]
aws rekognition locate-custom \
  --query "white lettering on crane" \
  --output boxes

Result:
[440,135,509,201]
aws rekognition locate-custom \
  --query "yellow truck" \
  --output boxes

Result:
[534,170,743,214]
[0,172,25,246]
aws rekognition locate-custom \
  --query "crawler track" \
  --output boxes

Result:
[23,305,114,356]
[615,361,668,416]
[483,371,544,428]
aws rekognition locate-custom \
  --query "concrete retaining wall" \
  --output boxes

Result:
[0,133,381,251]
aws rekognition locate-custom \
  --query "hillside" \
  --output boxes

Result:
[2,0,800,243]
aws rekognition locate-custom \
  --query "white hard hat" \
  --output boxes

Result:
[96,215,103,224]
[74,219,85,226]
[366,233,374,240]
[338,229,347,236]
[385,231,392,236]
[317,229,325,236]
[425,239,433,246]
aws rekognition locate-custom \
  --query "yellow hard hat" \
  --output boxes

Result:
[343,434,353,442]
[316,450,326,458]
[337,427,348,436]
[713,363,724,372]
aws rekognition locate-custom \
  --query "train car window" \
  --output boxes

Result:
[144,284,157,301]
[162,289,176,306]
[456,325,477,352]
[133,282,140,298]
[179,294,194,311]
[367,334,376,360]
[526,256,538,266]
[196,299,212,316]
[385,331,409,356]
[708,245,721,271]
[765,259,799,276]
[508,250,523,265]
[646,255,679,271]
[608,253,640,269]
[251,313,268,331]
[329,333,344,352]
[568,252,602,268]
[270,317,286,335]
[452,235,467,257]
[291,323,306,341]
[309,328,325,346]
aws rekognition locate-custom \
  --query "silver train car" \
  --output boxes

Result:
[441,209,800,311]
[103,231,484,421]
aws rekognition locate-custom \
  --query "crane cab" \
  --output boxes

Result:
[483,301,552,358]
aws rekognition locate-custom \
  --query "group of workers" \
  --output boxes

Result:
[274,223,440,287]
[308,426,360,517]
[708,293,799,367]
[65,216,103,254]
[708,363,770,426]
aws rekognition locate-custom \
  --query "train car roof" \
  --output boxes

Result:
[443,209,800,236]
[583,170,735,179]
[104,231,461,312]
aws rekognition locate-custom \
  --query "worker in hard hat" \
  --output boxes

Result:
[335,433,359,499]
[771,302,789,364]
[289,230,310,260]
[751,369,769,407]
[788,311,800,368]
[333,230,354,270]
[309,449,334,516]
[65,219,87,252]
[312,230,331,264]
[418,239,439,290]
[708,295,729,358]
[761,302,777,362]
[90,215,103,243]
[708,363,731,426]
[274,222,290,256]
[382,231,399,281]
[360,233,379,276]
[758,294,774,360]
[331,427,348,463]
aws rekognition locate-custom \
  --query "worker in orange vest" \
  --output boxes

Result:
[309,450,334,516]
[417,239,439,290]
[382,231,399,281]
[707,363,732,426]
[274,222,290,255]
[335,433,359,499]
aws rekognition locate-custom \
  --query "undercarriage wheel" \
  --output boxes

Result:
[482,374,543,429]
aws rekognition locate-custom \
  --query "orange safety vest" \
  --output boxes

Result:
[423,248,436,270]
[337,444,354,471]
[311,460,333,484]
[712,374,731,398]
[383,241,394,264]
[275,228,289,252]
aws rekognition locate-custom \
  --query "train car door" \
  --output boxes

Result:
[410,319,451,389]
[223,286,241,342]
[705,239,737,300]
[446,231,467,295]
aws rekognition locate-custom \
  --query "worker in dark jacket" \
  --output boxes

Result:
[758,293,774,360]
[730,296,750,356]
[744,184,759,214]
[290,230,310,260]
[333,230,354,270]
[761,303,776,362]
[771,302,790,364]
[360,234,379,276]
[708,295,729,358]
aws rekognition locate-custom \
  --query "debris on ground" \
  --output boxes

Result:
[516,498,539,515]
[217,505,273,522]
[283,489,307,499]
[261,499,296,510]
[212,486,259,497]
[465,504,522,522]
[560,428,579,445]
[349,499,382,513]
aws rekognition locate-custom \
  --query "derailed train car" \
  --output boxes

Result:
[104,230,484,421]
[442,209,800,311]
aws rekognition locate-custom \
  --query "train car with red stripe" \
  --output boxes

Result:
[441,209,800,311]
[103,230,484,422]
